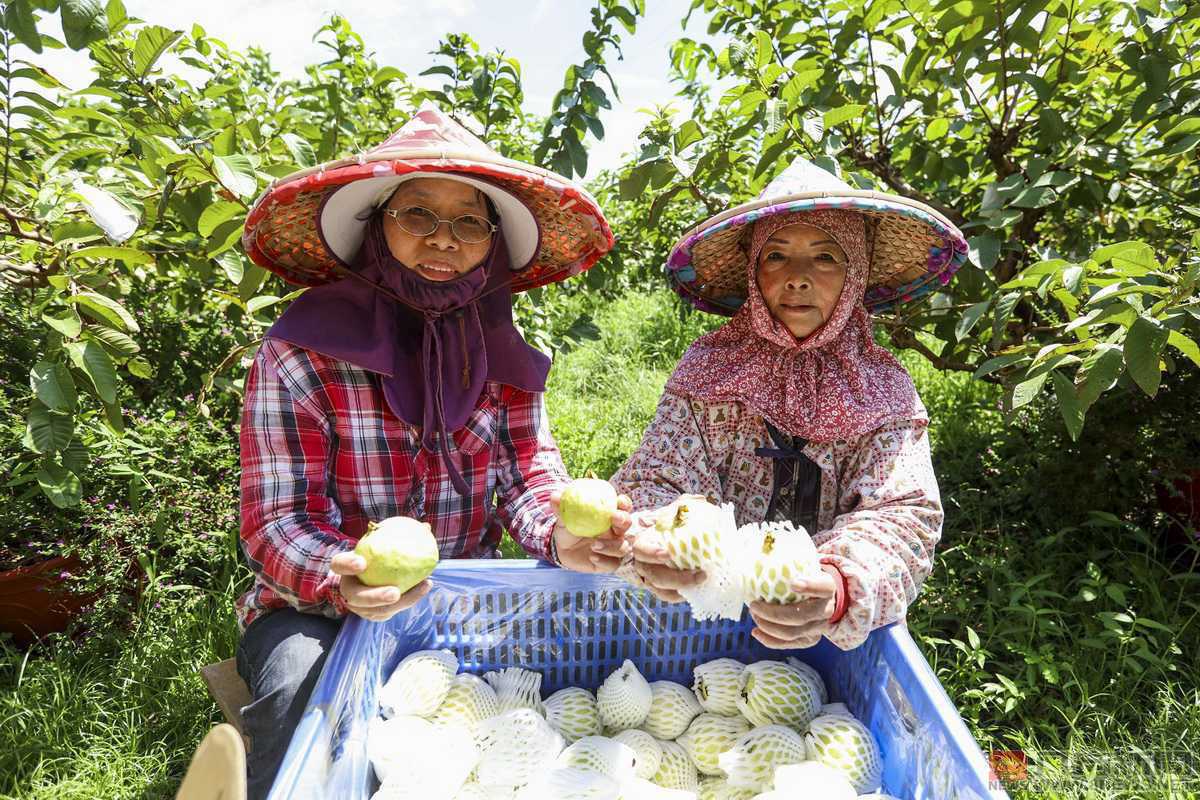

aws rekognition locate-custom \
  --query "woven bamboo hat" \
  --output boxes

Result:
[665,157,969,314]
[242,103,614,291]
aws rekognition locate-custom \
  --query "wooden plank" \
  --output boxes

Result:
[200,659,250,735]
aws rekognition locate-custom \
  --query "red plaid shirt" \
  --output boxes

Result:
[236,337,568,629]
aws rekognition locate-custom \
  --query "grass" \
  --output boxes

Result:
[1,288,1198,799]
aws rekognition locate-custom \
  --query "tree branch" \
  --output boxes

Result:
[1,206,54,245]
[842,143,966,225]
[888,326,996,380]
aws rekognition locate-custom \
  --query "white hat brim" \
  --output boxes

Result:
[318,172,539,270]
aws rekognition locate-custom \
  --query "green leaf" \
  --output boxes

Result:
[1166,330,1200,368]
[132,25,181,76]
[955,299,991,341]
[1124,316,1169,397]
[197,201,244,237]
[102,399,124,433]
[968,234,1000,270]
[88,325,140,356]
[753,30,773,69]
[67,245,154,265]
[105,0,126,29]
[238,264,269,302]
[1161,117,1200,143]
[1011,370,1049,409]
[281,133,316,168]
[213,154,257,198]
[41,308,82,338]
[1092,240,1157,274]
[27,403,74,455]
[1075,344,1123,410]
[781,68,824,104]
[30,361,77,411]
[5,0,43,53]
[60,0,107,49]
[246,294,282,314]
[1052,370,1084,441]
[37,461,82,508]
[66,340,120,404]
[216,250,244,284]
[822,104,867,128]
[674,120,702,150]
[926,117,950,140]
[974,352,1029,379]
[372,66,406,86]
[127,356,153,378]
[1064,303,1135,334]
[992,291,1020,346]
[206,218,244,257]
[1062,265,1085,294]
[71,291,139,332]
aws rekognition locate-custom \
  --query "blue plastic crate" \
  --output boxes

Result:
[269,561,1009,799]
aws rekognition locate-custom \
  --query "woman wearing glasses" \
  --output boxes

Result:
[232,105,627,798]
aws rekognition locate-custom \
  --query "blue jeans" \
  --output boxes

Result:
[236,608,343,800]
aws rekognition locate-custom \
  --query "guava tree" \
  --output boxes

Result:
[0,0,642,507]
[618,0,1200,439]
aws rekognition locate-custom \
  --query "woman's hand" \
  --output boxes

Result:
[550,491,634,573]
[627,523,705,604]
[748,564,840,649]
[330,552,432,622]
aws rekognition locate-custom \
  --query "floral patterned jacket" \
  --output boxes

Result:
[612,387,943,650]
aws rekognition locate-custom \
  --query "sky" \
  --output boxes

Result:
[18,0,725,179]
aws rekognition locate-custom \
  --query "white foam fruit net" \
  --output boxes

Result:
[431,673,501,734]
[805,713,884,794]
[642,681,703,740]
[516,767,621,800]
[735,660,821,731]
[651,739,700,793]
[655,498,745,622]
[484,666,546,717]
[784,655,828,705]
[596,659,653,732]
[555,736,637,783]
[368,715,478,799]
[378,648,459,718]
[736,520,822,605]
[474,708,564,789]
[624,776,703,800]
[676,713,750,777]
[691,658,745,717]
[697,777,757,800]
[772,761,857,800]
[716,725,808,792]
[543,687,601,744]
[611,729,662,780]
[451,782,492,800]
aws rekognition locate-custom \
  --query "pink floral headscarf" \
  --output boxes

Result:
[666,209,926,441]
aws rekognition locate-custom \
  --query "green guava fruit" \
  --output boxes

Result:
[558,478,619,538]
[354,516,439,592]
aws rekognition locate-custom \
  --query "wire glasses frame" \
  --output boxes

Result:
[382,206,497,244]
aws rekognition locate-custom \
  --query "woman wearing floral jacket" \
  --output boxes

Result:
[615,157,969,653]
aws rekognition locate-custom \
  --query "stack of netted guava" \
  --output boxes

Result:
[368,651,896,800]
[558,483,828,623]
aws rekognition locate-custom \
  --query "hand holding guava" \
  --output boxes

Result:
[333,516,439,621]
[331,552,431,621]
[550,479,633,573]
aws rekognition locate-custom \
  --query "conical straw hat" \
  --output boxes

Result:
[665,157,968,314]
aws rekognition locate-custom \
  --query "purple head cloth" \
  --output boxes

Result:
[267,212,550,495]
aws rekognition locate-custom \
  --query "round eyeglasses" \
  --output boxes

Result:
[383,206,497,244]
